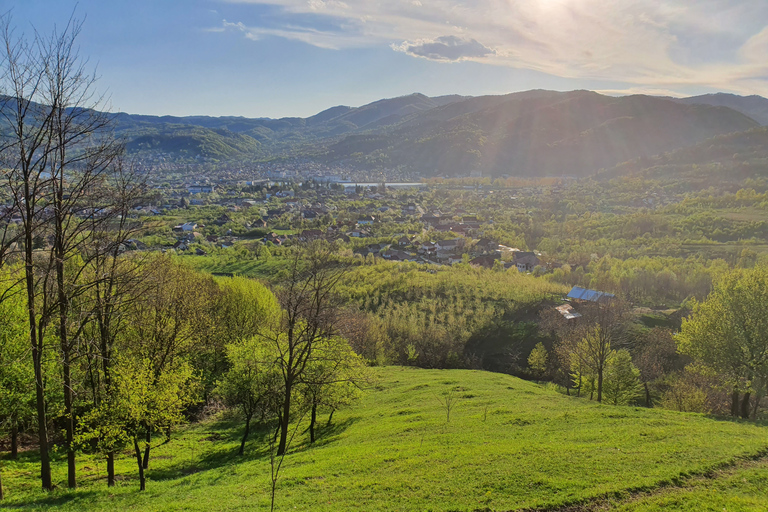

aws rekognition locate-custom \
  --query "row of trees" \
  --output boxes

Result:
[0,244,366,495]
[0,12,146,491]
[0,14,366,496]
[677,265,768,418]
[535,265,768,418]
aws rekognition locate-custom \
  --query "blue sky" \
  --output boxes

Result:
[7,0,768,118]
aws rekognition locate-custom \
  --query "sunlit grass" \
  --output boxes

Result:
[3,367,767,511]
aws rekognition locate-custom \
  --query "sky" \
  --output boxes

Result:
[6,0,768,118]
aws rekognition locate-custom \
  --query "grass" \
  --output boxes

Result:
[3,367,768,511]
[188,255,290,280]
[608,459,768,511]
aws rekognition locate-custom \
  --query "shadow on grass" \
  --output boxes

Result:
[6,413,360,507]
[146,421,273,483]
[287,417,359,455]
[0,449,44,464]
[704,413,768,427]
[315,417,359,446]
[3,490,101,509]
[148,415,359,483]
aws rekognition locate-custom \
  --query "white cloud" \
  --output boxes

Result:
[393,35,495,61]
[308,0,348,11]
[215,0,768,95]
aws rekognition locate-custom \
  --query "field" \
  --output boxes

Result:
[3,367,768,511]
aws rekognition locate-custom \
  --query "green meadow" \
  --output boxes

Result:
[3,367,767,511]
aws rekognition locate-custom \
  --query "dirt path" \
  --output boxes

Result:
[515,447,768,512]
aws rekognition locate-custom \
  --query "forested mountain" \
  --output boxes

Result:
[603,125,768,185]
[105,90,763,175]
[319,91,758,176]
[123,125,265,160]
[674,93,768,125]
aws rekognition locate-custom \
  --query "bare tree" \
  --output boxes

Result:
[436,388,458,423]
[80,161,149,486]
[263,242,348,456]
[41,16,124,489]
[0,12,127,489]
[632,327,684,407]
[0,14,59,490]
[268,410,306,512]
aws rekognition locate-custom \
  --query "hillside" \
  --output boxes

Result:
[112,93,468,147]
[123,125,264,161]
[321,91,758,177]
[107,90,760,174]
[602,126,768,186]
[2,91,762,171]
[675,93,768,125]
[6,367,768,511]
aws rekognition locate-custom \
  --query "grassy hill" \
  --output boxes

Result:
[5,367,768,511]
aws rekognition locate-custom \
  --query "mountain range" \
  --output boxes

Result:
[111,90,768,178]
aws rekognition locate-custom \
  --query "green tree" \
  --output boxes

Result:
[602,349,643,406]
[300,336,366,443]
[77,356,198,491]
[559,300,630,402]
[123,257,218,467]
[217,276,280,345]
[527,342,549,379]
[678,266,768,419]
[0,279,35,500]
[570,326,610,401]
[217,339,282,455]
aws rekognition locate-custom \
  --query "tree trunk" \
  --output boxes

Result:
[62,349,76,489]
[309,403,317,443]
[741,392,751,419]
[597,370,604,403]
[133,437,146,491]
[142,430,151,469]
[731,389,740,417]
[327,408,335,427]
[277,381,292,456]
[753,394,761,419]
[107,452,115,487]
[27,261,52,491]
[644,382,652,407]
[10,424,17,459]
[32,340,52,491]
[239,415,251,456]
[57,234,76,490]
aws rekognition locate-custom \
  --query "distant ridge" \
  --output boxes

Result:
[61,90,764,174]
[674,93,768,125]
